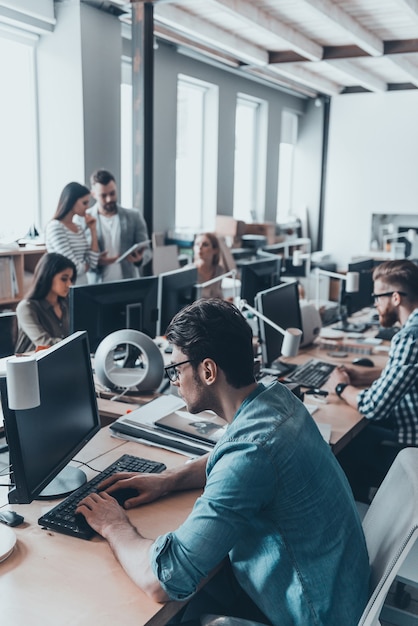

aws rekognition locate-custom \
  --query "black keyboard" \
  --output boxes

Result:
[284,359,335,388]
[38,454,166,540]
[375,326,399,341]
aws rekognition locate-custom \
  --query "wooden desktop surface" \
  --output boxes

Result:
[0,429,201,626]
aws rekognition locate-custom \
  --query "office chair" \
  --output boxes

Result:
[358,446,418,626]
[200,448,418,626]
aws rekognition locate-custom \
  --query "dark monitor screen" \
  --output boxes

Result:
[240,257,282,306]
[281,257,308,278]
[0,331,101,504]
[255,281,303,367]
[157,265,198,336]
[341,259,374,315]
[70,277,159,352]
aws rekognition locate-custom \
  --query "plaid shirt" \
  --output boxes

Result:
[357,308,418,445]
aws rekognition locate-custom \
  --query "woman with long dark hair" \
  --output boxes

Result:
[45,182,100,284]
[15,252,77,353]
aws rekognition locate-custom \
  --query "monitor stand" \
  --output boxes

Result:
[36,465,87,500]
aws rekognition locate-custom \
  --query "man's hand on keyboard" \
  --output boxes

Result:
[76,491,132,538]
[97,472,169,509]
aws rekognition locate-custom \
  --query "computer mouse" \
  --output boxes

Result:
[352,357,375,367]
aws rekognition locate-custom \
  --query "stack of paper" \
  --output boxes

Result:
[110,394,225,457]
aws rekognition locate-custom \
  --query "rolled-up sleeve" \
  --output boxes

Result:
[150,441,274,601]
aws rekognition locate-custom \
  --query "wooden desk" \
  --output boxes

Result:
[278,339,390,454]
[0,428,200,626]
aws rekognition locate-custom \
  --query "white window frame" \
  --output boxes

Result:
[277,110,298,222]
[0,25,40,242]
[175,74,218,233]
[233,93,268,223]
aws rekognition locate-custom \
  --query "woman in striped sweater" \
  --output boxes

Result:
[45,182,100,285]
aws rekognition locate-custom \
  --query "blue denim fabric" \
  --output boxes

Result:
[151,382,370,626]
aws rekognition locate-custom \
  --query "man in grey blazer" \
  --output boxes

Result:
[80,169,152,283]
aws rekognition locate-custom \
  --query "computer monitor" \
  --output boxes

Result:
[157,265,198,336]
[341,258,374,315]
[255,281,303,368]
[0,331,101,504]
[70,276,159,352]
[240,256,282,306]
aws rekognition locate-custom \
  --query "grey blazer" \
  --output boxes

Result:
[81,204,152,282]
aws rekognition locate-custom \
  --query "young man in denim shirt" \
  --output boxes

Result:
[78,299,369,625]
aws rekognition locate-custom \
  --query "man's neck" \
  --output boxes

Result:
[399,305,418,326]
[217,382,259,424]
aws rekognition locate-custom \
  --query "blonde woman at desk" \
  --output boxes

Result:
[15,253,76,353]
[45,181,100,285]
[194,232,225,299]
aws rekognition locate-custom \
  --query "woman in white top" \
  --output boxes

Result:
[194,232,225,299]
[45,182,100,285]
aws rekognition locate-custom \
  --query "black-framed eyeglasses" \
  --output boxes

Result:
[164,359,193,383]
[371,291,407,303]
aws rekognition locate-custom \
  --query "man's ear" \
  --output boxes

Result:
[201,358,217,385]
[393,291,402,306]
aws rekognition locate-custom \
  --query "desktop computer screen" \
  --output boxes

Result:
[255,281,303,368]
[0,331,101,504]
[341,258,374,315]
[240,257,282,306]
[157,265,198,336]
[70,276,159,352]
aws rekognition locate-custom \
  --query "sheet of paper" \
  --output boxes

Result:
[123,394,186,426]
[316,422,332,443]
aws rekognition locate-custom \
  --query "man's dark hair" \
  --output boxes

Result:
[90,169,115,187]
[27,253,77,300]
[166,298,255,388]
[373,259,418,301]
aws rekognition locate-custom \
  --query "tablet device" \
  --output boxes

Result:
[116,240,151,263]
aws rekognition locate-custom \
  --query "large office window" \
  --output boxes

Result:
[175,75,218,232]
[233,94,267,223]
[276,110,298,221]
[0,31,39,242]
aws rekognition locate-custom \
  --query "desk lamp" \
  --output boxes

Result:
[195,269,240,300]
[6,355,40,410]
[383,230,416,259]
[315,268,361,332]
[262,237,311,259]
[239,299,302,357]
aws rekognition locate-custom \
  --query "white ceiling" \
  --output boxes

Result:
[90,0,418,98]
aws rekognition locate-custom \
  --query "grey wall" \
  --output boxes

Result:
[153,41,310,234]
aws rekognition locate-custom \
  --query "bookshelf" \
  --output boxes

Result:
[0,246,45,310]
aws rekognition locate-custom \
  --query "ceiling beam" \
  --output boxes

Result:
[154,4,268,66]
[324,59,387,92]
[267,63,342,96]
[206,0,322,61]
[270,40,418,64]
[300,0,383,56]
[385,55,418,87]
[391,0,418,24]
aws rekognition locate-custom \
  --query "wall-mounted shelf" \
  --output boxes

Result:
[0,246,46,309]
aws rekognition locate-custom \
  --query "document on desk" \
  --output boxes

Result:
[109,394,218,456]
